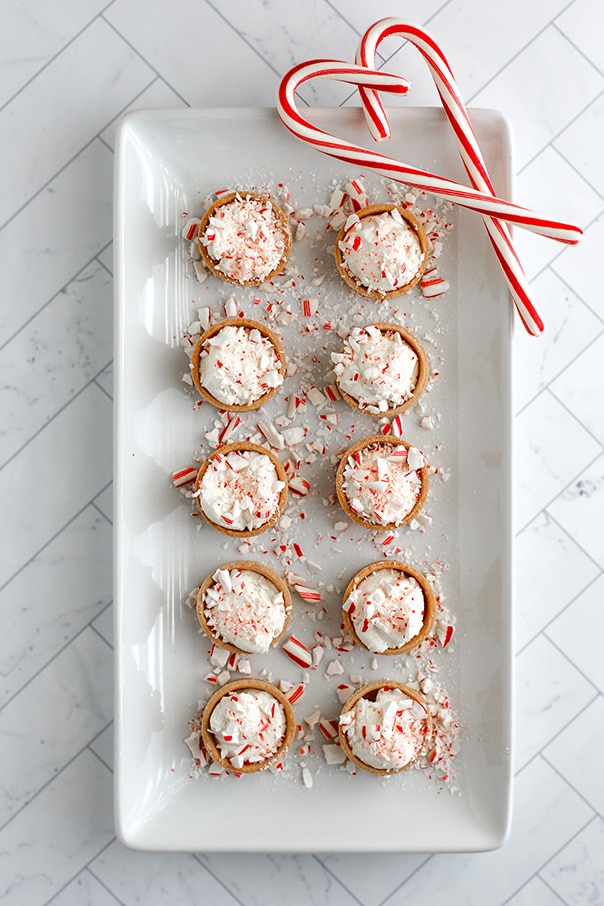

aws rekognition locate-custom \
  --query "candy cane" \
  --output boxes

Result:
[277,55,582,334]
[357,19,558,334]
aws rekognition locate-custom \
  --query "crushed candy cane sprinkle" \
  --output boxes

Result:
[201,567,288,653]
[197,323,283,406]
[178,173,461,791]
[332,325,420,413]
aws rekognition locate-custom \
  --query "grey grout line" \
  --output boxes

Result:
[514,325,604,419]
[465,4,578,106]
[95,253,114,278]
[0,73,157,234]
[550,253,604,327]
[515,445,604,538]
[191,854,248,906]
[90,621,114,652]
[553,20,604,78]
[542,750,603,820]
[91,498,114,526]
[515,569,603,658]
[543,634,602,696]
[379,853,435,906]
[537,873,574,906]
[517,87,604,180]
[0,362,114,473]
[44,845,124,906]
[0,620,106,715]
[501,873,570,906]
[100,13,191,108]
[93,372,115,404]
[88,735,114,775]
[0,482,112,596]
[84,866,127,906]
[545,383,604,451]
[0,238,114,355]
[0,730,114,835]
[552,142,604,204]
[543,509,604,581]
[311,853,364,906]
[203,0,284,80]
[0,1,117,115]
[535,814,601,893]
[515,695,601,783]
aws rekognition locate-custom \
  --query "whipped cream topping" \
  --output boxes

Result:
[332,325,419,413]
[197,449,285,531]
[344,568,425,653]
[203,567,287,653]
[340,687,430,771]
[200,194,289,284]
[341,442,425,526]
[338,209,424,295]
[209,689,287,768]
[199,324,283,406]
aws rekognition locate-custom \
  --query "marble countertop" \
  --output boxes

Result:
[1,1,602,904]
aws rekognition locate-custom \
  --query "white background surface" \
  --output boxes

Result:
[1,0,602,903]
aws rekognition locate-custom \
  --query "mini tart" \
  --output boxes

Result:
[201,679,296,774]
[341,560,435,656]
[334,323,429,417]
[197,560,292,654]
[194,442,288,537]
[338,681,433,775]
[335,435,429,531]
[197,191,292,286]
[190,317,286,411]
[334,203,429,300]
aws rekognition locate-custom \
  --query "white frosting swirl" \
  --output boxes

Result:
[341,443,424,526]
[209,689,287,768]
[199,324,283,406]
[198,449,285,531]
[345,568,425,653]
[340,687,430,771]
[332,325,419,413]
[203,567,287,653]
[200,194,289,283]
[338,209,423,294]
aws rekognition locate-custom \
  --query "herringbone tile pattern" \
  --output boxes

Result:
[1,1,602,903]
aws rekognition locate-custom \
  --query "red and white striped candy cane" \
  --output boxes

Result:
[277,53,582,335]
[357,19,568,334]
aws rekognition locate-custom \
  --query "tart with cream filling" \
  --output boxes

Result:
[342,560,435,655]
[334,203,428,299]
[194,442,288,537]
[331,322,429,417]
[335,435,429,530]
[201,679,296,773]
[198,191,292,286]
[190,317,285,411]
[338,681,433,775]
[197,561,291,654]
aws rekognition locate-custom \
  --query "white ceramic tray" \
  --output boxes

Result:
[114,107,514,852]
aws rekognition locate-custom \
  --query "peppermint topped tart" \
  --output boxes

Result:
[342,560,436,655]
[197,191,292,286]
[331,322,429,417]
[335,435,429,530]
[194,442,288,537]
[197,561,292,654]
[201,679,296,773]
[190,317,285,411]
[338,681,433,775]
[334,203,429,299]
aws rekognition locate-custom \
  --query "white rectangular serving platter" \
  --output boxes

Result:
[114,107,514,852]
